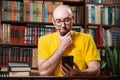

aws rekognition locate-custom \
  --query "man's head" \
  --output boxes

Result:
[52,5,73,36]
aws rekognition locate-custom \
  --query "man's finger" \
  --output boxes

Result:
[73,63,79,69]
[65,30,73,37]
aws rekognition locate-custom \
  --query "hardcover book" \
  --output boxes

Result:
[9,71,30,77]
[8,61,29,67]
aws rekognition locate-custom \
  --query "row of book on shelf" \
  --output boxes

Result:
[0,61,39,77]
[2,0,83,24]
[0,48,111,77]
[0,47,38,68]
[86,0,120,4]
[0,46,39,77]
[86,4,120,25]
[1,23,120,46]
[88,26,120,46]
[0,23,82,45]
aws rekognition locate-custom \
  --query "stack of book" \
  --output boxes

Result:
[8,61,31,77]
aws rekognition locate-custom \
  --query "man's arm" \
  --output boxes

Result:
[77,60,100,76]
[38,47,64,76]
[81,60,100,76]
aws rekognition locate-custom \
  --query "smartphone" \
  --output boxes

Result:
[62,56,73,67]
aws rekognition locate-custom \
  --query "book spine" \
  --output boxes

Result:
[108,7,113,25]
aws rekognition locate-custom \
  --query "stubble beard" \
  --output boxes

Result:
[58,23,72,36]
[60,29,70,36]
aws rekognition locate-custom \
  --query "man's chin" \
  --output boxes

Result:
[60,32,66,36]
[60,30,70,36]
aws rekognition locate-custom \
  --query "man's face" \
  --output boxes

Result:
[53,11,73,36]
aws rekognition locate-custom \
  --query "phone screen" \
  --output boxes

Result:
[62,56,73,67]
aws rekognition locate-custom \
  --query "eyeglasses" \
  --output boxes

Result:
[54,17,71,26]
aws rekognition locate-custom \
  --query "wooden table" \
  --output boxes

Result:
[0,75,120,80]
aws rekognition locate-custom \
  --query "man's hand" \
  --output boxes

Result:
[60,61,100,76]
[60,63,80,76]
[58,30,73,51]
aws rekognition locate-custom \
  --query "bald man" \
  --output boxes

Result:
[38,5,101,76]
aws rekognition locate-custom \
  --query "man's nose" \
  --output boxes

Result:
[61,21,65,27]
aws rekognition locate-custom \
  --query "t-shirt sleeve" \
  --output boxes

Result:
[38,36,50,60]
[84,35,101,63]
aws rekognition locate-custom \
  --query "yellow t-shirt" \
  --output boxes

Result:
[38,31,101,76]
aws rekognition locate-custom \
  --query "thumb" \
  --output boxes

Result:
[73,63,79,69]
[65,30,73,37]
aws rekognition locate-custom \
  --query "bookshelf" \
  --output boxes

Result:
[86,0,120,76]
[0,0,85,76]
[86,0,120,47]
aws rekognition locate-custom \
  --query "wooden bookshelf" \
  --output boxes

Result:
[1,20,84,26]
[86,0,120,47]
[0,0,85,45]
[0,0,85,76]
[86,0,120,76]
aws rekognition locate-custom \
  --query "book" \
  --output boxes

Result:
[9,71,30,77]
[9,67,30,72]
[110,29,120,45]
[8,61,29,67]
[30,69,39,76]
[8,62,31,72]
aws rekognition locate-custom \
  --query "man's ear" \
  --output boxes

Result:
[71,16,74,22]
[52,18,55,25]
[70,16,74,26]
